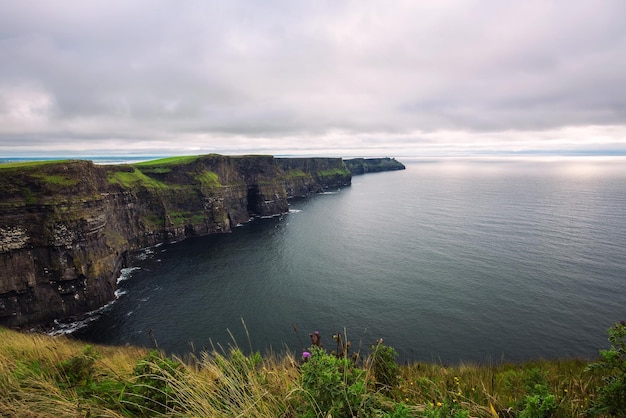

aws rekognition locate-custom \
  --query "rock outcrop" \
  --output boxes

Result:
[0,155,351,329]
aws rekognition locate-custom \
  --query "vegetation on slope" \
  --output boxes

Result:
[1,322,624,417]
[317,167,352,178]
[106,167,170,190]
[195,170,222,187]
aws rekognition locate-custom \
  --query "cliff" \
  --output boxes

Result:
[343,157,405,175]
[0,155,350,329]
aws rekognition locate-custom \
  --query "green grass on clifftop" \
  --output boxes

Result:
[0,160,69,170]
[134,155,203,167]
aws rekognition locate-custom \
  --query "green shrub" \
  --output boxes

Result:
[515,368,557,417]
[299,346,371,417]
[586,321,626,417]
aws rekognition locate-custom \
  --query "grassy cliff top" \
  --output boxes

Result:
[134,155,204,167]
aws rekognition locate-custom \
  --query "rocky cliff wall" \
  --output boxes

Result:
[0,155,350,329]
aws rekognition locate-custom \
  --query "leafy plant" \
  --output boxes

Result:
[298,346,371,417]
[515,367,557,417]
[586,320,626,417]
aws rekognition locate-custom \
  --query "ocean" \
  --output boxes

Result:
[71,157,626,364]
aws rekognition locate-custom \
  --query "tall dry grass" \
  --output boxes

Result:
[0,327,147,417]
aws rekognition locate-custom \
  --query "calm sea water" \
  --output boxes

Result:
[72,158,626,363]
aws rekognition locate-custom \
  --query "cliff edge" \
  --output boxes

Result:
[0,155,350,329]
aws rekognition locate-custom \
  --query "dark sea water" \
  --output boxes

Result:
[72,158,626,364]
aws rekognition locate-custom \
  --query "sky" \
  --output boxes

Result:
[1,0,626,158]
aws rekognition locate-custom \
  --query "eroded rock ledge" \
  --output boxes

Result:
[0,155,351,328]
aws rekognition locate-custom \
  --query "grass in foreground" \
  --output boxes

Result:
[0,322,624,417]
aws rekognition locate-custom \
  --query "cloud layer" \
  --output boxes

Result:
[1,0,626,156]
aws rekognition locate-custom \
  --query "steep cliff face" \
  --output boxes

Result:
[0,155,350,329]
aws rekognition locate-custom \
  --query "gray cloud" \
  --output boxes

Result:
[1,0,626,156]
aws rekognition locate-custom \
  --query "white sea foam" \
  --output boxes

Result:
[289,209,302,213]
[116,266,140,284]
[114,289,127,298]
[235,217,254,227]
[47,316,100,336]
[260,212,288,219]
[47,298,117,336]
[135,247,156,260]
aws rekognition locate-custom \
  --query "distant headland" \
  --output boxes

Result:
[344,157,406,174]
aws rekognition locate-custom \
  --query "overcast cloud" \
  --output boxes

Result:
[1,0,626,157]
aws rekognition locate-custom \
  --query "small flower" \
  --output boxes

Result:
[437,402,443,407]
[302,351,311,359]
[405,398,409,402]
